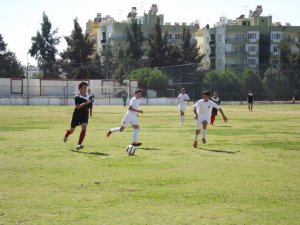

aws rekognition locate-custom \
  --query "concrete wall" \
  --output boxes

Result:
[0,96,178,105]
[0,96,297,106]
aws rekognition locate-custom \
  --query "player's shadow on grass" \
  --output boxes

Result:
[70,150,109,156]
[138,147,161,150]
[214,125,232,128]
[116,145,161,151]
[198,147,238,154]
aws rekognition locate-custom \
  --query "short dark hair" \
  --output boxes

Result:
[78,81,88,89]
[202,90,211,96]
[135,89,142,94]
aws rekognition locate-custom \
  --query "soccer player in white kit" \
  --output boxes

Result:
[106,89,143,146]
[177,88,190,125]
[193,90,228,148]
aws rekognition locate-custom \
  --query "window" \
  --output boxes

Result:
[235,46,245,52]
[248,33,257,39]
[235,33,245,40]
[247,58,257,66]
[168,34,173,39]
[248,45,257,52]
[271,33,282,41]
[175,34,182,39]
[272,45,278,53]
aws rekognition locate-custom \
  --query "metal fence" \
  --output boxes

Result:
[1,63,299,102]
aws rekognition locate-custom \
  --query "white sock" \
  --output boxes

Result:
[180,116,184,123]
[111,127,120,133]
[194,134,199,141]
[132,129,139,143]
[202,129,207,138]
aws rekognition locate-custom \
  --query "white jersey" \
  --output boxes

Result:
[178,94,190,105]
[193,99,219,117]
[126,97,140,116]
[122,96,140,127]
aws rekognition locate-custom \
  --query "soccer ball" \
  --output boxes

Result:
[126,145,136,156]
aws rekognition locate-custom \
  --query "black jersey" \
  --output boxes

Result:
[70,95,89,128]
[247,93,254,103]
[210,96,220,115]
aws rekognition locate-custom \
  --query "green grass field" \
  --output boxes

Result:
[0,104,299,225]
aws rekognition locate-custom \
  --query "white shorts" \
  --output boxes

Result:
[178,104,187,112]
[121,113,138,127]
[195,115,209,130]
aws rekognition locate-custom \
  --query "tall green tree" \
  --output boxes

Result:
[278,41,300,98]
[166,44,182,66]
[0,34,23,78]
[181,27,204,64]
[29,12,60,78]
[127,67,168,90]
[102,43,114,79]
[125,13,144,70]
[114,46,127,84]
[242,68,264,99]
[148,17,170,67]
[202,69,242,100]
[61,18,95,79]
[262,67,290,100]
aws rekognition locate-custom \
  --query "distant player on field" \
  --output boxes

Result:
[193,90,228,148]
[63,81,92,150]
[106,89,143,146]
[87,88,95,117]
[210,91,221,125]
[247,89,254,111]
[177,88,190,125]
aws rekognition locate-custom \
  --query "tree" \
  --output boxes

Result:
[181,27,204,64]
[114,46,127,84]
[166,44,182,66]
[202,69,242,100]
[126,67,167,90]
[125,13,144,70]
[29,12,60,78]
[277,41,300,99]
[0,34,23,78]
[148,17,170,67]
[262,67,289,100]
[60,18,95,79]
[242,68,264,99]
[102,43,114,79]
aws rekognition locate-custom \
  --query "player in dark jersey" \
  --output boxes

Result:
[63,81,92,150]
[247,89,254,111]
[210,91,221,125]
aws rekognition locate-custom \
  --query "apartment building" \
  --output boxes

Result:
[203,5,300,70]
[86,4,199,61]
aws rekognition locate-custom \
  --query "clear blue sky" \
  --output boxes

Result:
[1,0,299,66]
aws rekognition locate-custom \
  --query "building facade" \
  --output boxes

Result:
[86,4,199,62]
[204,5,300,70]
